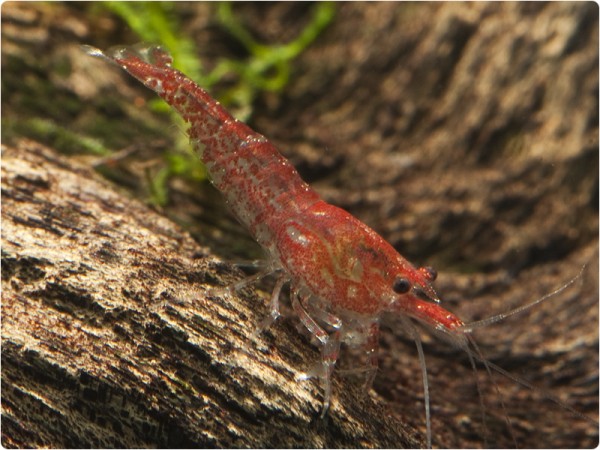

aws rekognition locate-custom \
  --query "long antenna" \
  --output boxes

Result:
[466,335,517,447]
[401,317,432,449]
[457,265,586,333]
[482,357,598,426]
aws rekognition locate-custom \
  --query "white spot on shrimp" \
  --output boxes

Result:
[320,268,335,288]
[239,135,268,147]
[347,284,357,299]
[145,78,163,93]
[203,158,221,179]
[350,258,364,280]
[286,225,310,246]
[253,223,275,248]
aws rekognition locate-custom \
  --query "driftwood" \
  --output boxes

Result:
[2,2,598,448]
[2,140,422,448]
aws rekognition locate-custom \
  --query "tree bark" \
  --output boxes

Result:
[1,140,422,448]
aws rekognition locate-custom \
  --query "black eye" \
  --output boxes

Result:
[419,266,438,282]
[392,277,411,294]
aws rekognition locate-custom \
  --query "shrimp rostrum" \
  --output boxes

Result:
[84,44,595,448]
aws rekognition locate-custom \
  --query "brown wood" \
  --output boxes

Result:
[1,140,421,448]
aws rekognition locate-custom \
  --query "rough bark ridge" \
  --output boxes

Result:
[2,2,599,449]
[2,140,420,448]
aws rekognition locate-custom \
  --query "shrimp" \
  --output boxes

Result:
[83,44,597,448]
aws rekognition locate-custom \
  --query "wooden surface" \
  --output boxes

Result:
[1,140,421,448]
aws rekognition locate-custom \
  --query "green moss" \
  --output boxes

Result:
[212,2,336,117]
[4,117,112,156]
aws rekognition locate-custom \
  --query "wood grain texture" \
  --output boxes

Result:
[1,141,420,448]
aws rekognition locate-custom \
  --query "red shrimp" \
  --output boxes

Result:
[83,44,596,448]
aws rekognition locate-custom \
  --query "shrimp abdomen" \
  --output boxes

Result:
[98,45,320,247]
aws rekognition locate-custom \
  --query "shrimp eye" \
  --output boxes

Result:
[419,266,438,282]
[392,277,411,294]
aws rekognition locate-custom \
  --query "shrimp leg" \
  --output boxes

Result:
[362,322,380,391]
[255,273,287,333]
[303,298,342,330]
[292,292,342,415]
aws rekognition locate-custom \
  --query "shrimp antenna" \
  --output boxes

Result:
[475,352,599,426]
[465,334,517,447]
[457,264,586,333]
[401,317,432,449]
[431,329,517,447]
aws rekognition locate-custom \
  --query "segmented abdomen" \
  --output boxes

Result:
[106,46,320,250]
